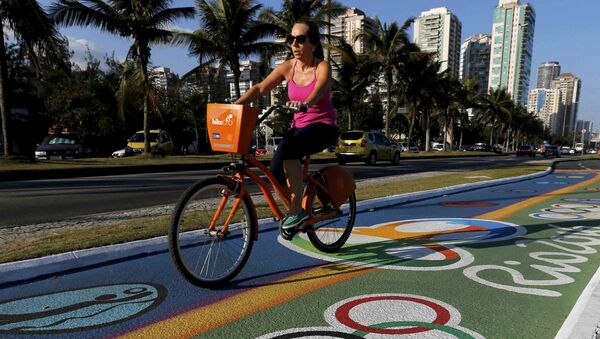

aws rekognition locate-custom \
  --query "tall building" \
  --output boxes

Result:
[551,73,582,137]
[527,88,562,133]
[536,61,560,89]
[149,66,178,92]
[330,8,377,60]
[414,7,462,79]
[181,65,228,101]
[460,34,491,92]
[227,60,269,107]
[488,0,535,106]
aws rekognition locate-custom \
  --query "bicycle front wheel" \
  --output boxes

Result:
[306,188,356,253]
[169,177,256,288]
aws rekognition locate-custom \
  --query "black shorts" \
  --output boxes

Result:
[269,123,339,184]
[279,123,339,160]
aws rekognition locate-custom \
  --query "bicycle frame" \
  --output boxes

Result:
[207,152,337,240]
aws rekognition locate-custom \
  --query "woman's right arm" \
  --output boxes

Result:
[234,61,290,105]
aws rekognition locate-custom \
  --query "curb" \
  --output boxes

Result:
[0,161,552,286]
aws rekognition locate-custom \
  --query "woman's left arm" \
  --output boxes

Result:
[303,60,332,108]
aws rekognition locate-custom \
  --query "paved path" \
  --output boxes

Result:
[1,166,600,338]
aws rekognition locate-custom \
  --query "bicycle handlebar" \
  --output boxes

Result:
[255,104,305,126]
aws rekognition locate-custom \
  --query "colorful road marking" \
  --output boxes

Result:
[280,218,525,271]
[0,283,165,334]
[120,264,373,338]
[258,293,483,338]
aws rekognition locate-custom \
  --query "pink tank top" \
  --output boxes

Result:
[287,60,337,128]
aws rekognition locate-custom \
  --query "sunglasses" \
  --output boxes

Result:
[286,34,307,44]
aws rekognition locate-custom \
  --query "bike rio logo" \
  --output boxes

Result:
[281,218,525,271]
[211,113,234,126]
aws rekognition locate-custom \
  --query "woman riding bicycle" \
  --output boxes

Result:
[234,19,339,230]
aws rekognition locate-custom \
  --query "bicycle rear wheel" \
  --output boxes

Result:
[169,177,256,288]
[306,186,356,253]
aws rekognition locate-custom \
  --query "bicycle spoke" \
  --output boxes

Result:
[169,179,254,286]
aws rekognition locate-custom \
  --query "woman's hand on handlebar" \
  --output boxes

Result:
[286,101,308,113]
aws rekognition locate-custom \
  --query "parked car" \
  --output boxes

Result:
[111,148,134,158]
[432,143,444,151]
[265,136,282,155]
[560,146,575,155]
[574,143,584,155]
[461,144,474,151]
[516,145,535,157]
[399,142,419,152]
[254,147,267,156]
[35,133,89,160]
[473,143,494,152]
[126,129,174,155]
[335,130,401,165]
[540,144,560,157]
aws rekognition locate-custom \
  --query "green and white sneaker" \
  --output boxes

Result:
[281,210,309,230]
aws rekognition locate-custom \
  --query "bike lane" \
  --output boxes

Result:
[1,169,599,338]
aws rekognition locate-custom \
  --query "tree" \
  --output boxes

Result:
[51,0,195,154]
[477,87,513,147]
[396,50,439,149]
[259,0,344,39]
[176,0,276,101]
[0,0,64,156]
[357,17,413,137]
[329,41,376,130]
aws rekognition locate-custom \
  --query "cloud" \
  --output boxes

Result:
[67,37,104,68]
[67,37,125,69]
[166,25,194,33]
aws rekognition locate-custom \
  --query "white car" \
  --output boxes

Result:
[112,149,125,158]
[559,146,575,155]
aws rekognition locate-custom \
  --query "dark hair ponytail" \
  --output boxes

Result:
[294,18,324,59]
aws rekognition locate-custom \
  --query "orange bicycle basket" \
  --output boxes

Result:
[207,104,260,153]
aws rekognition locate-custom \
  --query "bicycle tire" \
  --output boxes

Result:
[305,185,356,253]
[168,177,256,288]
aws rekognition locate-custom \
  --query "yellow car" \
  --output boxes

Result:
[335,130,401,165]
[126,129,174,155]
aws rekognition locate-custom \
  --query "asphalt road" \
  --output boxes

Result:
[0,155,576,228]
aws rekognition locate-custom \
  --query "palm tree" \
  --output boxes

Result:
[454,77,480,151]
[478,87,513,147]
[357,17,413,137]
[260,0,344,35]
[1,0,64,156]
[329,41,376,130]
[396,50,439,150]
[175,0,277,100]
[50,0,195,154]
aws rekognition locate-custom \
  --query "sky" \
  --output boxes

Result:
[37,0,600,132]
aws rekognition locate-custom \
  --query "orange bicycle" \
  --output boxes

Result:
[168,104,357,287]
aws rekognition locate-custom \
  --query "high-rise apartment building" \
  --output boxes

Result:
[330,8,377,60]
[488,0,535,106]
[414,7,462,79]
[536,61,560,89]
[227,60,269,107]
[460,34,491,92]
[527,88,562,133]
[149,66,178,92]
[551,73,581,137]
